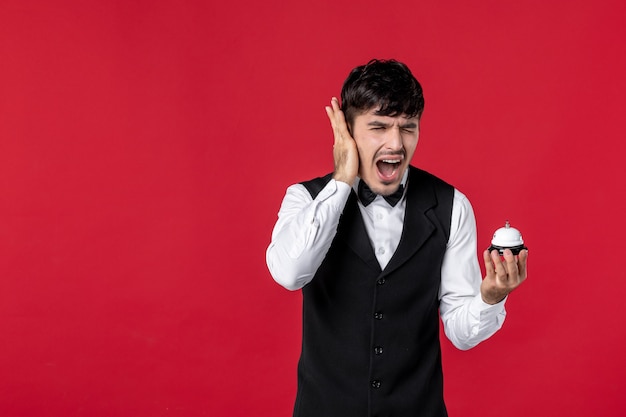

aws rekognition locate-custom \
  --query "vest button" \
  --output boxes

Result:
[374,346,384,355]
[377,277,386,285]
[374,311,384,320]
[371,380,381,389]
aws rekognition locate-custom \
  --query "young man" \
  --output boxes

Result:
[266,59,528,417]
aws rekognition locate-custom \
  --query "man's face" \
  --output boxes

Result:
[350,108,419,196]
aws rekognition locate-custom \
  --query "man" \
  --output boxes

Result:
[266,59,528,417]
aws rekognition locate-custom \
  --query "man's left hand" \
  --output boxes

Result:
[481,249,528,304]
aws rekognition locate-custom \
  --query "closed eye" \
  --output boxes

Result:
[400,123,417,133]
[368,121,389,131]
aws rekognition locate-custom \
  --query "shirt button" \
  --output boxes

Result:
[376,212,383,220]
[371,380,381,389]
[377,247,385,255]
[377,278,386,285]
[374,346,384,355]
[374,311,384,320]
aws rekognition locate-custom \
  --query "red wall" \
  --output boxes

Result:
[1,0,625,415]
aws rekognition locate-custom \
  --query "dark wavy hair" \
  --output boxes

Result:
[340,59,424,126]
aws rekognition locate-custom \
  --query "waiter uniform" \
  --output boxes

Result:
[267,166,507,417]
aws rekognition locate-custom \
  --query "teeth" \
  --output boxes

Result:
[382,160,400,164]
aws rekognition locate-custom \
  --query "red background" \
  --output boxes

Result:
[1,0,625,416]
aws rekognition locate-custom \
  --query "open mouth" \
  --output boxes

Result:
[376,159,402,179]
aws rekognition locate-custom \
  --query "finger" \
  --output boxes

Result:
[502,249,520,284]
[491,250,509,284]
[325,106,337,132]
[327,97,341,127]
[326,98,351,145]
[517,249,528,282]
[325,99,338,130]
[330,97,351,139]
[483,249,496,279]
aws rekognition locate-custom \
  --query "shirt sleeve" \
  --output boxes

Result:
[266,179,352,290]
[439,190,507,350]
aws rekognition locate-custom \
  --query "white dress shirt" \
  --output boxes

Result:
[266,171,506,350]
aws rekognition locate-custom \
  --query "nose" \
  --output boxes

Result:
[386,126,404,151]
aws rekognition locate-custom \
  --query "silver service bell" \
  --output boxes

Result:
[488,220,528,255]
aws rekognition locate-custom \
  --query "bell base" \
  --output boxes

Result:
[487,244,528,255]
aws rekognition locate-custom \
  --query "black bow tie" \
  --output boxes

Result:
[357,180,405,207]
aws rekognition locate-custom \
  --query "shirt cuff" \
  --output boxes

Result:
[469,294,507,323]
[316,179,352,208]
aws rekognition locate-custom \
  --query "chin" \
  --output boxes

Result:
[377,181,401,196]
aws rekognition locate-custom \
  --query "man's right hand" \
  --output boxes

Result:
[325,97,359,186]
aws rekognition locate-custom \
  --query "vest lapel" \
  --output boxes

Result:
[382,168,438,277]
[340,192,382,273]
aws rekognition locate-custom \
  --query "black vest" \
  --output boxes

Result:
[294,166,454,417]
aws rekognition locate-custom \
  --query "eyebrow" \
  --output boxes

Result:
[367,120,418,129]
